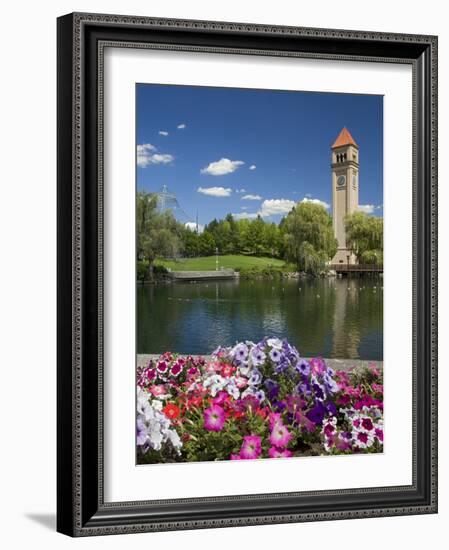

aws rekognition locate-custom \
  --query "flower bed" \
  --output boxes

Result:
[136,338,383,463]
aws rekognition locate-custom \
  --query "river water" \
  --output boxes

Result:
[137,277,383,360]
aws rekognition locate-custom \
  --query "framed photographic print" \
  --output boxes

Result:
[57,12,438,536]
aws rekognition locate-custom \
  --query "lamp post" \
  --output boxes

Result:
[215,247,219,271]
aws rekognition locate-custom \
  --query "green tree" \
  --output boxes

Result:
[183,227,200,257]
[263,222,281,257]
[345,212,383,265]
[282,202,337,274]
[198,231,216,256]
[136,192,183,280]
[246,216,266,256]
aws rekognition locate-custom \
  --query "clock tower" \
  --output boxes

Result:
[331,127,359,265]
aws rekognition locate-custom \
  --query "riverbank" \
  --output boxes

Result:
[137,354,383,372]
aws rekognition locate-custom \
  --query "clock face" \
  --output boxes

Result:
[337,175,346,186]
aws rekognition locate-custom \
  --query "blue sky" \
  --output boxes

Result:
[136,84,383,229]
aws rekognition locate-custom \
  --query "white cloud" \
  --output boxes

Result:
[137,143,174,167]
[232,212,259,220]
[197,186,232,197]
[357,204,375,214]
[241,206,249,210]
[201,158,244,176]
[301,197,330,209]
[241,194,262,201]
[150,153,174,164]
[158,130,169,136]
[137,143,156,167]
[177,123,186,129]
[185,222,204,233]
[259,199,296,217]
[249,164,257,171]
[305,193,312,198]
[235,188,247,194]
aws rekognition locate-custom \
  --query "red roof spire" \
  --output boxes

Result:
[332,127,358,149]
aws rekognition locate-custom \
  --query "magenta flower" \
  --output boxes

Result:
[170,362,183,377]
[361,417,374,431]
[187,366,199,377]
[269,423,292,448]
[157,361,168,374]
[239,435,262,459]
[203,405,226,432]
[268,412,283,429]
[230,454,241,460]
[375,427,384,442]
[268,447,293,458]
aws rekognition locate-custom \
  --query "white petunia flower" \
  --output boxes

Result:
[267,337,283,349]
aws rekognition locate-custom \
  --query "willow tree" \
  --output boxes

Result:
[345,212,383,265]
[136,192,183,280]
[282,202,337,275]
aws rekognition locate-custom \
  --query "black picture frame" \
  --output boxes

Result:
[57,12,438,536]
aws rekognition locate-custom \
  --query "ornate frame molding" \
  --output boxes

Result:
[57,12,437,536]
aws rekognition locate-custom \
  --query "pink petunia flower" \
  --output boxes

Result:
[268,447,293,458]
[221,364,236,378]
[234,376,248,389]
[269,423,292,448]
[203,405,226,432]
[309,357,326,376]
[239,435,262,459]
[149,384,167,397]
[268,412,283,429]
[212,391,230,406]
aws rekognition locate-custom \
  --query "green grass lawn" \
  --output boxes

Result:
[155,255,287,272]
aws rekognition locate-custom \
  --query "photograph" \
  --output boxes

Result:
[135,84,384,464]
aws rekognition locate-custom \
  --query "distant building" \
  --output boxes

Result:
[331,127,359,265]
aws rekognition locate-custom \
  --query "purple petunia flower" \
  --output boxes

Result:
[306,402,327,425]
[269,348,282,363]
[136,416,148,446]
[250,346,266,367]
[295,359,310,377]
[249,368,262,386]
[312,382,326,401]
[296,381,312,396]
[275,359,290,374]
[326,401,338,416]
[272,400,287,411]
[264,379,280,400]
[255,389,266,403]
[232,342,249,362]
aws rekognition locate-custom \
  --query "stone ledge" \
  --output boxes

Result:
[137,354,382,371]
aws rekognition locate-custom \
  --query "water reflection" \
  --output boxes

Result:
[137,277,383,360]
